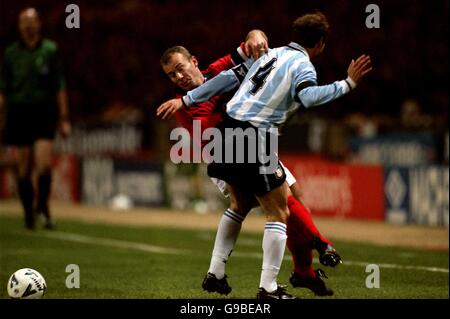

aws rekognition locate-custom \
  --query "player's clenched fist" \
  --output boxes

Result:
[156,98,184,119]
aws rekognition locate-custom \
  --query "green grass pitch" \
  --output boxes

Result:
[0,215,448,299]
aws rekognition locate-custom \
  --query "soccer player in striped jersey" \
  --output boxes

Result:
[160,34,337,296]
[158,11,372,299]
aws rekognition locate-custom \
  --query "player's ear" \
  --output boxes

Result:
[191,56,199,68]
[313,38,325,55]
[319,37,326,51]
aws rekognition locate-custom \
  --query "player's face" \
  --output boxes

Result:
[162,53,204,91]
[18,9,41,42]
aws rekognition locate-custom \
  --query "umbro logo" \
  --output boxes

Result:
[236,67,246,77]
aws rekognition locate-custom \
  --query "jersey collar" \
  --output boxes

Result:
[19,37,43,50]
[287,42,308,56]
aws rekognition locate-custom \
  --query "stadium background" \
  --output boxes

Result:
[0,0,448,299]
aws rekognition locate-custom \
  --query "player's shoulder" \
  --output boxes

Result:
[286,42,310,56]
[4,41,21,56]
[271,44,308,61]
[41,38,59,52]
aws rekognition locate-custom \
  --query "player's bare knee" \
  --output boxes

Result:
[229,193,244,216]
[229,201,250,219]
[229,195,239,212]
[266,206,289,224]
[260,198,289,223]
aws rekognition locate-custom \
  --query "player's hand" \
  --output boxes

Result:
[347,54,372,85]
[59,119,71,138]
[156,98,184,119]
[245,29,269,59]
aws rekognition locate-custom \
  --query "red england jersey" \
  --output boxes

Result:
[173,44,248,142]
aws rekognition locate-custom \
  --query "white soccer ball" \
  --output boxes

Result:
[7,268,47,299]
[110,194,133,210]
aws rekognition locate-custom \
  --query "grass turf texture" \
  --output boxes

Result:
[0,215,448,299]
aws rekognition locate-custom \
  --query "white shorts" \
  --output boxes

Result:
[281,161,296,187]
[210,177,229,197]
[211,160,296,197]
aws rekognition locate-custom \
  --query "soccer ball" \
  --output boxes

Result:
[110,194,133,210]
[7,268,47,299]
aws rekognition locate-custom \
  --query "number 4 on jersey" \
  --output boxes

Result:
[250,58,277,95]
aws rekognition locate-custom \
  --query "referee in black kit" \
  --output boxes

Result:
[0,8,71,230]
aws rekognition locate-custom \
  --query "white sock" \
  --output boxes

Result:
[208,209,244,279]
[259,222,287,292]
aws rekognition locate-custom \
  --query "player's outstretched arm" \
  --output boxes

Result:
[156,98,184,120]
[297,54,372,108]
[156,59,253,119]
[184,63,250,107]
[156,66,240,119]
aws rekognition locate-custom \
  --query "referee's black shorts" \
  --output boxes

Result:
[207,115,286,196]
[2,103,58,146]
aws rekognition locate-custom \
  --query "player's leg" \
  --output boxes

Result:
[16,146,34,230]
[255,182,295,299]
[286,198,334,296]
[34,138,55,229]
[283,163,339,257]
[286,182,315,278]
[281,162,333,245]
[286,181,338,296]
[3,107,35,229]
[281,165,316,278]
[203,183,257,295]
[288,182,333,246]
[287,188,341,267]
[206,118,292,298]
[206,184,256,278]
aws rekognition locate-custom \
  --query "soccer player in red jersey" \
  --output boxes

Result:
[159,30,340,297]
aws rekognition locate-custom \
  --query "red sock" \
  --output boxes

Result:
[286,230,315,278]
[286,195,335,277]
[287,195,333,247]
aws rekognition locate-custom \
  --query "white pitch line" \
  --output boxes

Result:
[30,231,187,255]
[231,253,449,274]
[29,231,448,274]
[340,260,450,274]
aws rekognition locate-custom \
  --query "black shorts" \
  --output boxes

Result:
[2,103,58,146]
[207,115,286,196]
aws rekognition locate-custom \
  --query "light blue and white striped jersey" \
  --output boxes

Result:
[184,42,355,129]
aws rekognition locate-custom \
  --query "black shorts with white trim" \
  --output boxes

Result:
[206,115,286,196]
